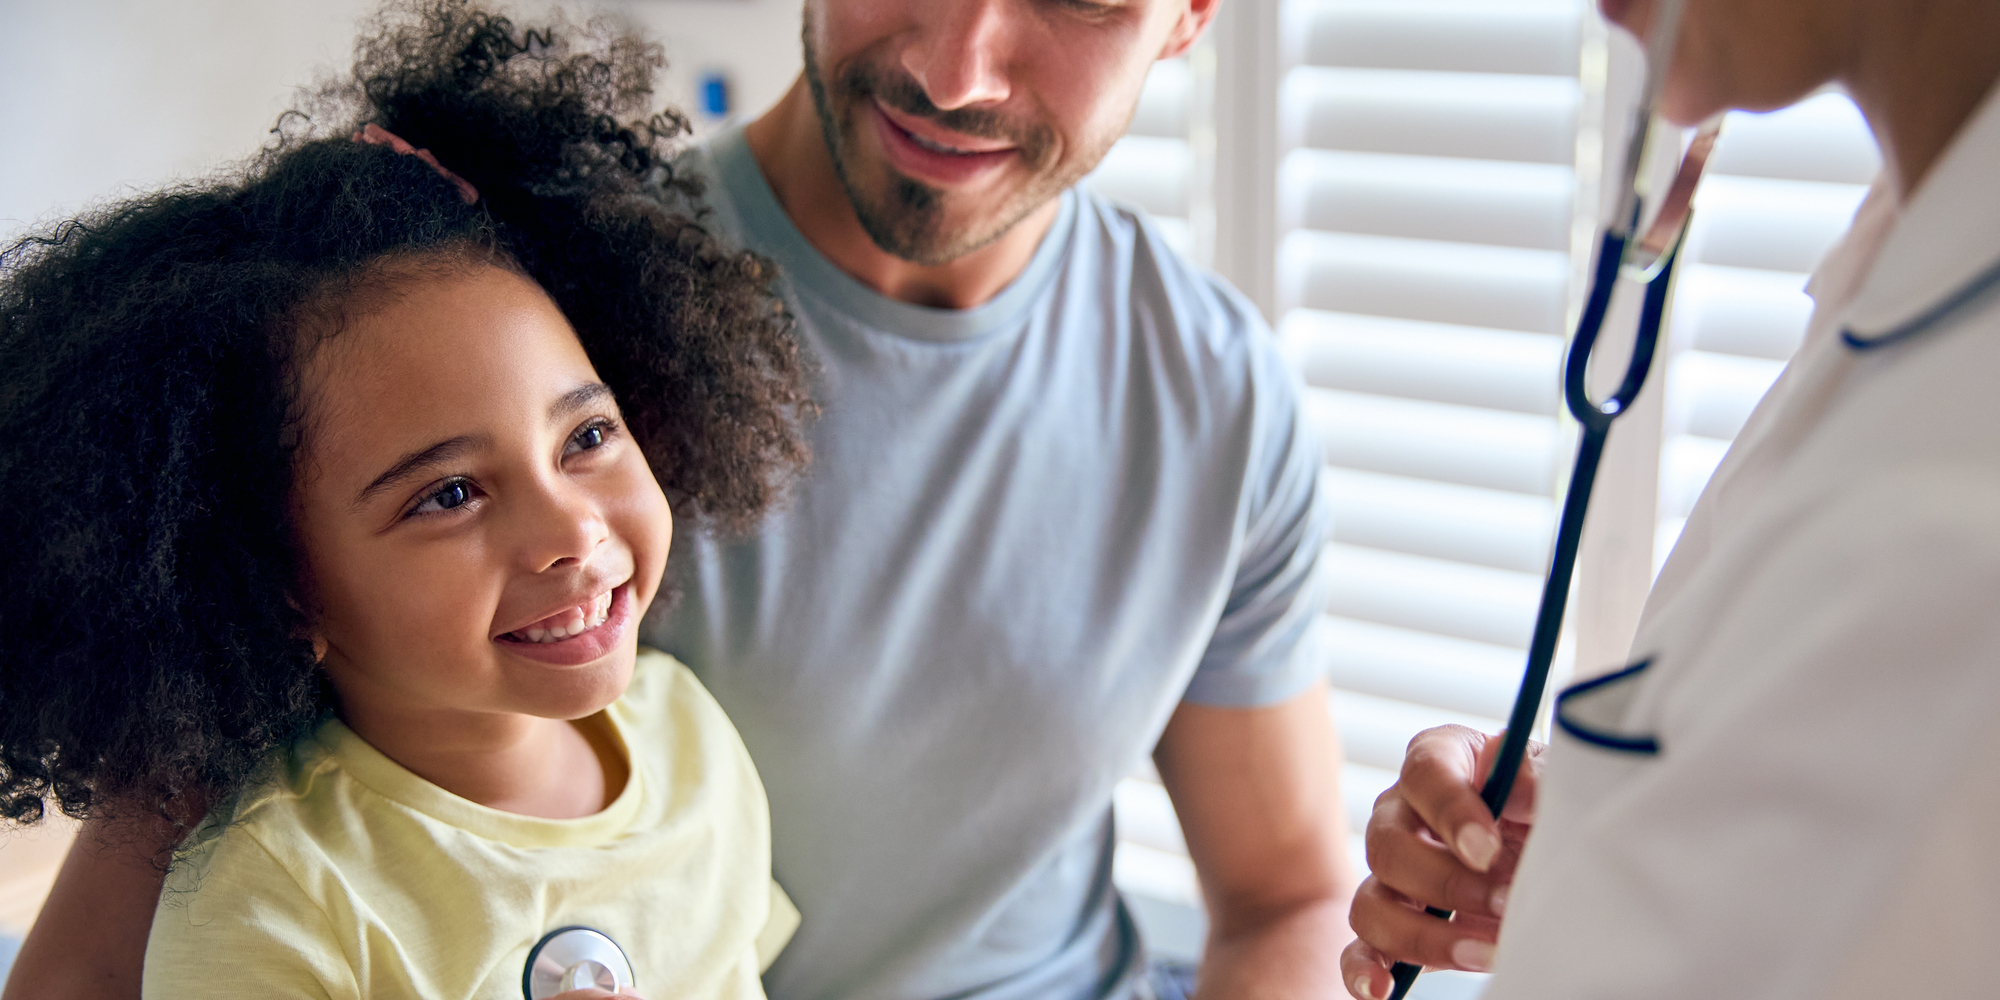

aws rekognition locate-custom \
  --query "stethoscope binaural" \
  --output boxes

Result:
[524,926,636,999]
[1384,0,1716,994]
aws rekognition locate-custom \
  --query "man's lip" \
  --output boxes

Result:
[492,580,628,639]
[872,99,1015,156]
[868,102,1017,187]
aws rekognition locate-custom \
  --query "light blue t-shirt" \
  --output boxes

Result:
[647,127,1333,1000]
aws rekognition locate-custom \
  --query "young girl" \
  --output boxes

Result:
[0,3,813,997]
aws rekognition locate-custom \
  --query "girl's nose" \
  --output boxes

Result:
[519,481,610,573]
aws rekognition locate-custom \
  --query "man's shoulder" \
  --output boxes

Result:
[1067,188,1276,361]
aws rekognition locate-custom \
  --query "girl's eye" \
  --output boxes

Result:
[408,478,476,517]
[565,418,619,456]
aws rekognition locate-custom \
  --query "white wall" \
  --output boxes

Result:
[0,0,804,242]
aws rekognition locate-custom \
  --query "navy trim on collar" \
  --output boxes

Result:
[1555,659,1661,755]
[1842,250,2000,351]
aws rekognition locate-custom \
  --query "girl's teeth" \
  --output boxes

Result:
[511,592,615,643]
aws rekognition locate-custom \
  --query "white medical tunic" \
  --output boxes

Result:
[1486,82,2000,999]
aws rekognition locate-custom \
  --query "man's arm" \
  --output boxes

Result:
[1155,678,1357,1000]
[3,814,172,1000]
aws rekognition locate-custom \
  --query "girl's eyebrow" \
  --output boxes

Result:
[354,435,482,509]
[550,381,614,420]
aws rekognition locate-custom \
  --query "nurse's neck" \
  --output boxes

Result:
[1842,0,2000,198]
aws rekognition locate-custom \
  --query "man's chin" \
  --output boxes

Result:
[846,181,1017,265]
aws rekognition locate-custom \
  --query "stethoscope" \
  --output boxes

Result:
[1385,0,1716,994]
[524,926,636,999]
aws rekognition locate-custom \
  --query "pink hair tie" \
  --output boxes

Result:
[350,123,479,205]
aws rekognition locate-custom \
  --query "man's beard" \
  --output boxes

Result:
[802,29,1092,267]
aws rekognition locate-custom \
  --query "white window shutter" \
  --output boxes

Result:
[1085,57,1205,262]
[1277,0,1590,866]
[1658,93,1877,567]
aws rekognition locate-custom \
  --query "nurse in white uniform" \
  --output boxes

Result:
[1342,0,2000,997]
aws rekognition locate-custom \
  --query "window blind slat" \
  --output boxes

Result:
[1325,544,1545,649]
[1327,469,1556,575]
[1282,232,1572,334]
[1331,689,1506,773]
[1680,265,1816,361]
[1306,389,1561,496]
[1705,92,1881,185]
[1690,175,1870,275]
[1322,616,1525,720]
[1294,0,1583,78]
[1283,310,1562,415]
[1282,150,1575,251]
[1666,352,1787,442]
[1283,68,1581,164]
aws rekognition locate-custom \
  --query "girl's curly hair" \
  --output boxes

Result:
[0,1,813,831]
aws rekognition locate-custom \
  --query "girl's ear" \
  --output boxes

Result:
[311,634,329,664]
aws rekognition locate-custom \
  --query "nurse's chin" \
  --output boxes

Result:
[1599,0,1643,34]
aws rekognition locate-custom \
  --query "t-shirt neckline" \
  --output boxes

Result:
[702,124,1077,344]
[309,710,645,850]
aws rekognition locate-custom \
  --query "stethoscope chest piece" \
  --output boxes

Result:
[523,926,634,999]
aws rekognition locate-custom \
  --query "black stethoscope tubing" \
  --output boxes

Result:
[1385,227,1683,1000]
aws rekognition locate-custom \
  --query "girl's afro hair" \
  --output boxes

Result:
[0,0,813,832]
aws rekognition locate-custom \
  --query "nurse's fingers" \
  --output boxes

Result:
[1347,874,1502,975]
[1472,727,1546,827]
[1397,726,1542,873]
[1341,935,1394,999]
[1363,791,1507,917]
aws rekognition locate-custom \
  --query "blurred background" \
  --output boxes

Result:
[0,0,1880,994]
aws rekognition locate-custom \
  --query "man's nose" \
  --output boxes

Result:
[900,0,1014,112]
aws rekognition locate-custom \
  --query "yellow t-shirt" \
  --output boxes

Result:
[142,650,797,1000]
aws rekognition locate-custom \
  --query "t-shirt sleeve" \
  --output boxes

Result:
[142,830,355,1000]
[1181,336,1334,708]
[755,880,801,971]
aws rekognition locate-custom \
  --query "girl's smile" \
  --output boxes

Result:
[495,583,639,666]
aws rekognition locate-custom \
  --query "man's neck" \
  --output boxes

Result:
[742,77,1060,311]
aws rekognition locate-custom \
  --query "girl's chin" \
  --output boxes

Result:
[517,648,636,722]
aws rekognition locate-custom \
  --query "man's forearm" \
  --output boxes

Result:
[1197,895,1355,1000]
[3,814,173,1000]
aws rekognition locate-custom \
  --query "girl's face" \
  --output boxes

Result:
[291,263,671,729]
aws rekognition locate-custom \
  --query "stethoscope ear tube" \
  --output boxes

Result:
[1384,243,1684,1000]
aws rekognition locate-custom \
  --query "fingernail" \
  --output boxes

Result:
[1456,824,1501,872]
[1451,939,1496,972]
[1489,883,1508,916]
[1353,973,1385,1000]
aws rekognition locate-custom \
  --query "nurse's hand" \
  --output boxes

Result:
[1340,725,1543,998]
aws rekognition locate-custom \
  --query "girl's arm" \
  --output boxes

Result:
[2,814,173,1000]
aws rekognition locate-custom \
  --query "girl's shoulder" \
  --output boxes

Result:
[611,648,752,775]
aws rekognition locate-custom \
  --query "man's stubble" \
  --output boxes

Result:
[800,22,1118,267]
